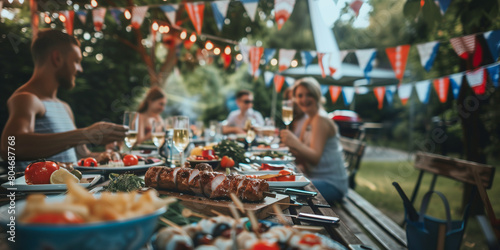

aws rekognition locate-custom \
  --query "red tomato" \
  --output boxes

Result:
[299,234,322,246]
[196,156,204,160]
[205,155,215,160]
[251,241,279,250]
[220,156,235,168]
[28,211,85,224]
[77,159,85,166]
[25,160,60,185]
[261,163,284,171]
[123,154,139,166]
[83,157,98,167]
[276,170,295,181]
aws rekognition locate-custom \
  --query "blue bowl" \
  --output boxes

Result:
[1,196,166,250]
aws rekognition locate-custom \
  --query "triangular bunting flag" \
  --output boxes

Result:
[373,87,386,109]
[416,41,440,72]
[92,8,107,32]
[487,63,499,88]
[329,86,342,104]
[301,51,317,70]
[355,49,377,82]
[483,30,500,61]
[327,53,340,77]
[466,68,487,95]
[450,35,476,60]
[131,6,148,29]
[263,48,277,65]
[278,49,296,72]
[342,87,355,106]
[434,0,451,15]
[449,72,464,99]
[317,53,326,78]
[264,71,274,87]
[275,0,296,30]
[109,8,124,26]
[239,44,250,64]
[222,53,232,69]
[386,85,397,106]
[398,84,413,105]
[211,1,229,31]
[60,10,75,35]
[355,86,369,95]
[274,74,285,92]
[76,10,87,24]
[349,0,364,17]
[241,0,259,22]
[386,45,410,81]
[320,85,329,96]
[285,77,295,87]
[249,46,264,78]
[185,2,205,35]
[433,77,450,103]
[159,4,179,25]
[415,80,432,104]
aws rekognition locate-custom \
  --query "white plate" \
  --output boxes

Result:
[248,156,296,165]
[74,161,164,174]
[1,174,101,192]
[250,146,289,152]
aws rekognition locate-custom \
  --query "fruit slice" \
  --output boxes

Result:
[50,168,79,184]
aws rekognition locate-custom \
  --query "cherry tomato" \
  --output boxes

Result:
[261,163,284,171]
[83,157,98,167]
[205,155,215,160]
[220,156,235,168]
[196,156,204,160]
[298,234,322,246]
[123,154,139,166]
[28,211,85,224]
[276,170,295,181]
[251,240,279,250]
[25,160,60,185]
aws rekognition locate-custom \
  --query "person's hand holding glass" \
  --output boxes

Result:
[172,116,190,167]
[123,111,138,152]
[282,100,294,129]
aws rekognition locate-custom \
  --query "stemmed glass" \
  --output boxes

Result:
[123,111,138,152]
[172,116,190,167]
[151,120,166,153]
[246,127,256,149]
[282,100,294,129]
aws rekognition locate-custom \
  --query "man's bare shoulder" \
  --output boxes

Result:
[7,91,45,114]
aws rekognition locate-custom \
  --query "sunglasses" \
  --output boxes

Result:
[243,100,253,104]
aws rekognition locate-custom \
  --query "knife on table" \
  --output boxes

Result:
[269,212,339,224]
[273,188,317,197]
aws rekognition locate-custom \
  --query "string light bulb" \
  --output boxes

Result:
[152,22,159,31]
[90,0,98,8]
[224,46,231,55]
[189,33,197,42]
[291,59,298,67]
[180,30,187,40]
[44,14,51,24]
[214,48,221,55]
[159,25,170,33]
[124,10,132,20]
[236,54,243,61]
[59,15,66,22]
[205,41,214,50]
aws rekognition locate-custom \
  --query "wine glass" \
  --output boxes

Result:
[172,116,190,167]
[246,127,256,149]
[151,120,166,151]
[123,111,138,152]
[282,100,294,129]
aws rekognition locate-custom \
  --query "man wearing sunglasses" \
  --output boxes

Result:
[223,90,264,134]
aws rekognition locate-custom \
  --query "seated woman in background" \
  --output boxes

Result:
[280,77,348,203]
[135,86,167,146]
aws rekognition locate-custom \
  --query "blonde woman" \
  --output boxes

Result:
[280,77,348,203]
[135,87,167,146]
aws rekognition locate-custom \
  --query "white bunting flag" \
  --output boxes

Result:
[450,35,476,60]
[342,87,355,106]
[416,41,440,72]
[131,6,148,29]
[355,48,377,81]
[241,0,259,22]
[415,80,431,104]
[275,0,296,30]
[355,86,369,95]
[264,71,274,87]
[285,77,295,87]
[92,8,107,32]
[398,84,413,105]
[159,4,179,25]
[466,68,486,95]
[239,44,250,64]
[278,49,296,72]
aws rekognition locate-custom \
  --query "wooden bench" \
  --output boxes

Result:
[339,136,366,190]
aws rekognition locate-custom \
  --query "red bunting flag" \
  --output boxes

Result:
[450,35,476,60]
[185,2,205,35]
[222,53,232,69]
[249,46,264,78]
[466,68,487,95]
[329,86,341,103]
[398,84,413,105]
[92,8,106,32]
[278,49,296,72]
[275,0,296,30]
[386,45,410,82]
[373,86,386,109]
[131,6,148,29]
[349,0,364,17]
[433,77,450,103]
[274,74,285,93]
[317,53,326,78]
[60,10,75,35]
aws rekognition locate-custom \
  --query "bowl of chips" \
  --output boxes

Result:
[1,181,175,250]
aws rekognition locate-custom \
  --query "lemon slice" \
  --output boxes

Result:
[50,168,79,184]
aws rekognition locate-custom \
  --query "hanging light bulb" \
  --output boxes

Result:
[59,15,66,22]
[214,48,221,55]
[224,46,231,55]
[124,9,132,20]
[180,30,187,40]
[291,60,298,67]
[236,54,243,61]
[44,14,51,24]
[159,25,170,33]
[205,41,214,50]
[152,22,159,31]
[189,33,197,42]
[90,0,98,8]
[270,58,278,66]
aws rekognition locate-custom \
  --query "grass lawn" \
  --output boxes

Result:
[354,160,500,250]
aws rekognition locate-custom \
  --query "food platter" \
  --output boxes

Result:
[266,176,311,188]
[1,174,101,192]
[75,161,164,174]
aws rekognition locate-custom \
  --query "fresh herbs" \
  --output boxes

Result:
[159,200,201,227]
[106,173,145,192]
[213,140,248,164]
[254,151,286,159]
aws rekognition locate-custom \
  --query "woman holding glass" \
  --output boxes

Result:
[134,87,167,146]
[280,77,348,204]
